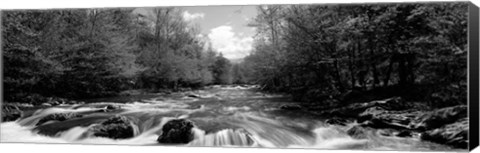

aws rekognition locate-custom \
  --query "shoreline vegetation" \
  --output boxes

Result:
[1,2,468,150]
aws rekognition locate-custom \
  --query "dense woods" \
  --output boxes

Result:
[2,8,233,103]
[2,3,468,109]
[241,3,468,108]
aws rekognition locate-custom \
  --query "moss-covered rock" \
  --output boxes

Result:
[89,116,136,139]
[347,125,367,139]
[421,118,468,149]
[412,105,467,131]
[157,119,195,144]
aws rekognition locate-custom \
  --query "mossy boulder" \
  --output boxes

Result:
[89,116,136,139]
[421,118,468,149]
[157,119,195,144]
[347,125,367,139]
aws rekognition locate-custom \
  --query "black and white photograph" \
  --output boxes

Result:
[0,1,476,152]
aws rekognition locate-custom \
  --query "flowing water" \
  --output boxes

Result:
[0,85,461,151]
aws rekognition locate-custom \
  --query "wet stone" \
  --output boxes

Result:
[347,125,367,139]
[90,116,136,139]
[1,104,23,122]
[157,119,195,144]
[325,118,348,126]
[36,112,83,126]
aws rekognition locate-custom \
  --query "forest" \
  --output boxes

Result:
[241,3,468,108]
[2,8,233,103]
[2,3,468,109]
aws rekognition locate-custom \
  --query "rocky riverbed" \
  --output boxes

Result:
[1,85,468,151]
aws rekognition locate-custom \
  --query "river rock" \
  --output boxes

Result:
[357,106,386,123]
[186,94,201,98]
[322,97,407,118]
[157,119,195,144]
[421,118,468,149]
[1,104,23,122]
[396,130,413,137]
[41,103,52,107]
[46,97,66,106]
[412,105,467,131]
[347,125,367,139]
[36,112,83,126]
[358,107,418,130]
[105,105,117,110]
[325,117,349,126]
[280,104,302,110]
[100,105,120,112]
[90,116,135,139]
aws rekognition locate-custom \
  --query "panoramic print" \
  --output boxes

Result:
[1,2,469,151]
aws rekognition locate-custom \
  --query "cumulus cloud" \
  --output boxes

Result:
[182,11,205,21]
[208,26,254,59]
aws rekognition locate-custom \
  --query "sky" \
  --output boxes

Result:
[135,6,258,60]
[180,6,257,60]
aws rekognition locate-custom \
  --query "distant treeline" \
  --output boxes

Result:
[2,3,469,107]
[238,3,467,107]
[2,8,234,102]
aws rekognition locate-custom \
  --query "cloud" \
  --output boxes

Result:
[182,11,205,21]
[208,26,254,59]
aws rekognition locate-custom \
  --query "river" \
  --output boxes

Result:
[0,85,460,151]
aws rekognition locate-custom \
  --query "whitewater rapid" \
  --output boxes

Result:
[0,85,458,151]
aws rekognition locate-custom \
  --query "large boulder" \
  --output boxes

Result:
[90,116,136,139]
[157,119,195,144]
[322,97,408,118]
[421,118,468,149]
[396,130,413,137]
[347,125,368,139]
[358,107,419,130]
[368,97,407,110]
[412,105,467,131]
[36,112,83,126]
[98,105,121,112]
[357,106,387,123]
[105,105,118,110]
[1,104,23,122]
[325,117,349,126]
[45,97,66,106]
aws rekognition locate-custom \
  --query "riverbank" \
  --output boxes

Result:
[284,97,468,149]
[1,85,467,150]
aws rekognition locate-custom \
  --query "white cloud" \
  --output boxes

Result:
[208,26,254,59]
[182,11,205,21]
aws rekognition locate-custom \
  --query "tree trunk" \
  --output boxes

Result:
[398,53,408,87]
[349,46,356,89]
[383,56,394,87]
[406,53,415,85]
[334,57,344,92]
[368,33,379,88]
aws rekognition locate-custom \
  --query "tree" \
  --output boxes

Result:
[243,2,468,105]
[212,53,232,84]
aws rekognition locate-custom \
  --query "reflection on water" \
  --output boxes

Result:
[0,85,459,151]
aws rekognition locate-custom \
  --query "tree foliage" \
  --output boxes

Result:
[242,3,468,107]
[2,8,233,103]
